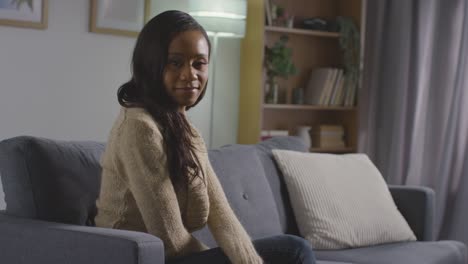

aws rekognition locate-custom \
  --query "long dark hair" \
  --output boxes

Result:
[117,10,211,187]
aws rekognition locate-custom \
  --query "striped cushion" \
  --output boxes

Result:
[272,150,416,249]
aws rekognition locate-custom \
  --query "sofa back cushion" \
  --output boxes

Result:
[0,136,104,225]
[0,135,294,238]
[193,144,283,247]
[254,136,309,235]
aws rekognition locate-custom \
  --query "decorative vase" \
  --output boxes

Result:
[293,126,312,148]
[265,81,279,104]
[292,87,304,104]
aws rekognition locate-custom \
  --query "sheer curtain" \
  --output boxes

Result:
[359,0,468,243]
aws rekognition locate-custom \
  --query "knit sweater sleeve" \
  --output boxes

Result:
[118,117,208,258]
[204,153,263,264]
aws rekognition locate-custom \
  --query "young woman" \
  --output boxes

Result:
[96,10,315,264]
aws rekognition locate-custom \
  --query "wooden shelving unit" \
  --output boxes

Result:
[263,104,357,111]
[237,0,363,153]
[265,26,341,38]
[310,147,356,153]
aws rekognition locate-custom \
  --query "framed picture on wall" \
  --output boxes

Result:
[90,0,150,37]
[0,0,48,29]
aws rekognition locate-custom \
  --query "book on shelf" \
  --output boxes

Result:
[322,69,344,105]
[342,77,358,106]
[333,76,346,106]
[305,67,358,107]
[311,125,346,148]
[260,129,289,141]
[312,139,346,149]
[313,124,345,133]
[329,70,344,105]
[318,68,337,105]
[304,67,332,105]
[305,67,347,106]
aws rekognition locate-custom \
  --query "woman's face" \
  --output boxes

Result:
[163,30,210,113]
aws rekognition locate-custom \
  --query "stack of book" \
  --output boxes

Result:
[260,130,289,141]
[304,67,357,106]
[311,125,346,149]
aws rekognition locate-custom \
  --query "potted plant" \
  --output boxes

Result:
[264,35,297,104]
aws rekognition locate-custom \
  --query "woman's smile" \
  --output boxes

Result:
[174,85,200,95]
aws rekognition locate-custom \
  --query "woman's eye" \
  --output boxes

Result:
[193,61,208,69]
[168,59,182,67]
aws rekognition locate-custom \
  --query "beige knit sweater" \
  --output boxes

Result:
[96,107,262,263]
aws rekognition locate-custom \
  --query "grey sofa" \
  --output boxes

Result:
[0,136,466,264]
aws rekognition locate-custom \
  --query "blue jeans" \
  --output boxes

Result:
[167,234,316,264]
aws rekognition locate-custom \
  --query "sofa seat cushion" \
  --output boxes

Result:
[315,241,467,264]
[193,145,283,247]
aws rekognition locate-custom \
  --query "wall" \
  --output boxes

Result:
[0,0,241,148]
[0,0,132,142]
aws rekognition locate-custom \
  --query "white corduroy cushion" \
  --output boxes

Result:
[272,150,416,249]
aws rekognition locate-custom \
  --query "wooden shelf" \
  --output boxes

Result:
[236,0,363,150]
[263,104,357,111]
[310,147,356,153]
[265,26,340,38]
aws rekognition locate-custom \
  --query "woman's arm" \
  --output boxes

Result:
[204,158,263,264]
[119,117,208,257]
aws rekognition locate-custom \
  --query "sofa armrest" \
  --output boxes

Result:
[388,185,435,241]
[0,214,164,264]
